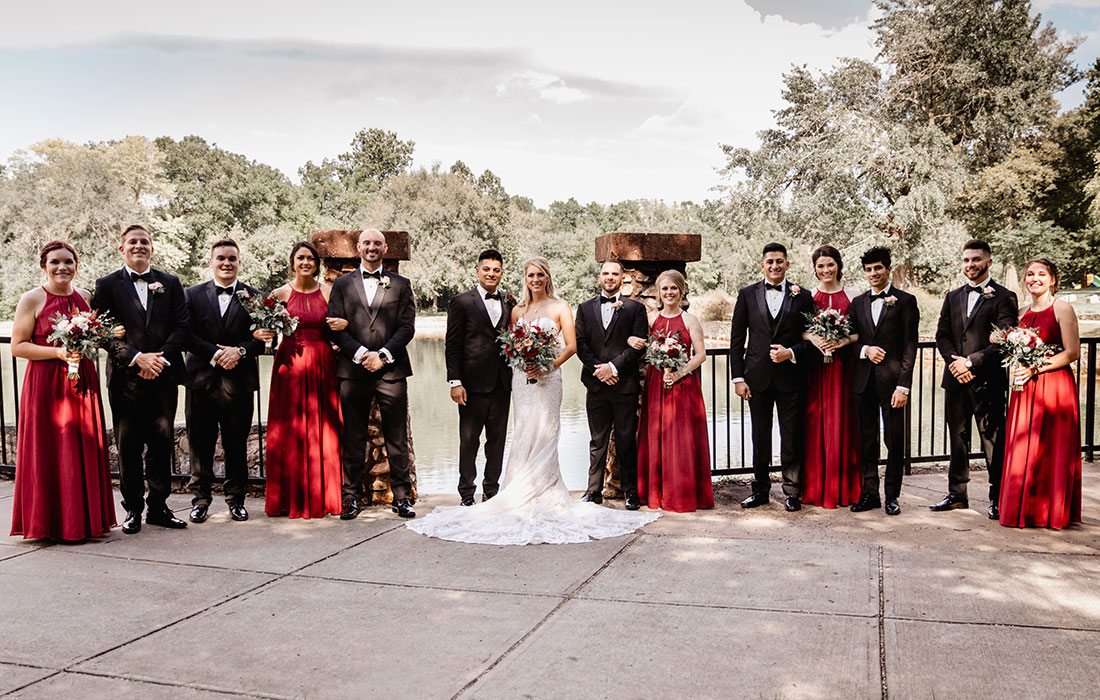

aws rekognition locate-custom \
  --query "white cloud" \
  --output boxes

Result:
[496,70,589,104]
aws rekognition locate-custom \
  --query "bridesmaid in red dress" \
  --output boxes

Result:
[259,242,345,519]
[999,258,1082,529]
[632,270,714,512]
[10,241,116,541]
[801,245,862,508]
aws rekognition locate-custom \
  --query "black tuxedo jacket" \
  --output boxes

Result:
[445,288,514,393]
[728,280,815,392]
[92,267,190,390]
[574,296,648,395]
[183,280,266,395]
[935,280,1018,390]
[849,287,919,394]
[327,269,415,381]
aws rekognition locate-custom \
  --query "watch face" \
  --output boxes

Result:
[237,347,246,356]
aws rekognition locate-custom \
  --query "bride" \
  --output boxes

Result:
[408,257,660,545]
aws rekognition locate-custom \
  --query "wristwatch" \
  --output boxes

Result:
[236,346,247,357]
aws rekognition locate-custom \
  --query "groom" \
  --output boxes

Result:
[575,260,648,509]
[445,249,515,506]
[328,229,417,520]
[729,242,815,512]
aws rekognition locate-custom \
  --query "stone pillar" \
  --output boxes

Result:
[593,232,702,498]
[311,230,418,505]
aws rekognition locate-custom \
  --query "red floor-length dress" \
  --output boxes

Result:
[264,288,343,518]
[11,290,116,541]
[801,289,862,508]
[636,313,714,512]
[999,305,1082,529]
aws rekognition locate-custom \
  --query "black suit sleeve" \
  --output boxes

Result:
[851,297,869,359]
[574,302,599,371]
[327,277,361,360]
[185,287,220,362]
[898,294,919,390]
[93,275,140,366]
[610,304,647,371]
[445,294,466,382]
[161,276,191,357]
[729,288,749,380]
[789,293,814,362]
[970,290,1018,370]
[381,278,416,359]
[934,293,957,364]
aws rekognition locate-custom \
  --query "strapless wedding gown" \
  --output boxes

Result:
[407,317,660,545]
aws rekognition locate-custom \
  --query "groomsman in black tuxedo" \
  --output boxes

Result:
[183,240,266,524]
[848,247,919,516]
[328,229,417,519]
[93,224,190,534]
[933,239,1018,518]
[445,250,515,506]
[575,261,648,510]
[729,242,815,511]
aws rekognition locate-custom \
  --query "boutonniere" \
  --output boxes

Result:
[883,295,897,307]
[148,281,165,295]
[505,293,517,305]
[380,276,392,289]
[980,286,995,299]
[788,284,801,296]
[611,300,624,311]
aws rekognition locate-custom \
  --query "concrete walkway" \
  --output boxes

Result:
[1,467,1098,699]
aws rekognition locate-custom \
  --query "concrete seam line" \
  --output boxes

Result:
[22,669,284,700]
[56,548,283,576]
[878,545,888,700]
[884,616,1100,634]
[450,532,642,700]
[0,671,64,698]
[566,595,877,620]
[285,573,563,599]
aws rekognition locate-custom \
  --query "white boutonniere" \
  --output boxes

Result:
[883,295,897,307]
[788,284,801,296]
[611,300,624,311]
[148,281,165,295]
[980,286,995,299]
[380,276,392,289]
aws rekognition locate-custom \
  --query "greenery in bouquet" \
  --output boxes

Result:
[644,328,689,373]
[498,319,559,384]
[803,307,851,363]
[991,325,1060,391]
[47,309,120,380]
[235,290,299,349]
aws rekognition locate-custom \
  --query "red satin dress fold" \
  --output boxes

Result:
[636,313,714,512]
[264,288,344,518]
[999,305,1082,529]
[11,290,116,541]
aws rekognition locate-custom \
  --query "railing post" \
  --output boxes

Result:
[903,401,912,477]
[1087,340,1096,463]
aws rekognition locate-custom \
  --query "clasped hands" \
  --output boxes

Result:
[948,355,975,384]
[359,351,385,372]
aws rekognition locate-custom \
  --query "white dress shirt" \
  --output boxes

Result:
[765,280,785,318]
[965,274,992,317]
[600,292,619,329]
[859,284,908,395]
[479,284,502,327]
[124,265,150,310]
[352,264,393,365]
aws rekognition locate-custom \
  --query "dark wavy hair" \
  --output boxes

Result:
[39,241,78,269]
[1024,258,1060,295]
[811,244,844,281]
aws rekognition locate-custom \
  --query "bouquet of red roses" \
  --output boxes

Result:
[235,290,298,351]
[47,309,120,381]
[991,325,1060,391]
[644,328,690,388]
[803,307,851,364]
[498,319,560,384]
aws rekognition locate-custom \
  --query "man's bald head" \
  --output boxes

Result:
[357,228,387,268]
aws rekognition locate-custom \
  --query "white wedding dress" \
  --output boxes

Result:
[407,317,659,545]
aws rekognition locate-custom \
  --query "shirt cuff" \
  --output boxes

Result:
[732,377,745,383]
[379,348,394,364]
[129,352,142,367]
[896,386,910,396]
[788,348,796,364]
[448,380,462,388]
[859,346,868,359]
[353,347,368,363]
[210,349,224,367]
[608,362,619,377]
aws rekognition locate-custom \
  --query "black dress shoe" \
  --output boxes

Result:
[624,493,641,511]
[460,497,475,507]
[392,499,416,519]
[850,494,882,513]
[229,504,249,521]
[340,499,360,520]
[146,507,187,529]
[189,504,209,523]
[784,496,802,512]
[581,492,603,504]
[741,493,770,508]
[121,511,141,534]
[885,499,901,516]
[482,493,495,502]
[988,503,999,520]
[929,495,968,512]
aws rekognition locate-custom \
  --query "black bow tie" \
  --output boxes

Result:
[968,285,983,293]
[870,291,889,300]
[600,296,618,304]
[129,271,152,283]
[483,292,501,301]
[362,270,382,279]
[764,282,783,291]
[216,285,235,296]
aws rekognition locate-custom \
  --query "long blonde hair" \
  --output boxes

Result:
[655,269,688,311]
[520,256,558,305]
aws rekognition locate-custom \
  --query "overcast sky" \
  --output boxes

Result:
[1,0,1098,206]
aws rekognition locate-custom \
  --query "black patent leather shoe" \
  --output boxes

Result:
[784,496,802,512]
[850,494,882,513]
[189,504,209,523]
[229,504,248,521]
[740,493,769,508]
[460,497,475,507]
[885,499,901,516]
[624,493,641,511]
[988,503,999,520]
[146,507,187,529]
[581,492,603,504]
[392,499,416,519]
[340,499,360,520]
[929,495,968,512]
[482,492,495,502]
[121,511,142,534]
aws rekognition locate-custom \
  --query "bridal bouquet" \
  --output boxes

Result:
[499,319,559,384]
[645,329,689,388]
[991,325,1060,391]
[236,290,298,351]
[803,307,851,364]
[47,309,120,381]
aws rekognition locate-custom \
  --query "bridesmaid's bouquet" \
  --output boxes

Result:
[47,309,120,381]
[645,329,689,388]
[498,320,559,384]
[803,307,851,364]
[991,325,1060,391]
[236,290,299,351]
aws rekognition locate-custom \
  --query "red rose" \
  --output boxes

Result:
[668,347,681,358]
[263,297,276,308]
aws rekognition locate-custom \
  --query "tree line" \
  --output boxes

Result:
[1,0,1098,320]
